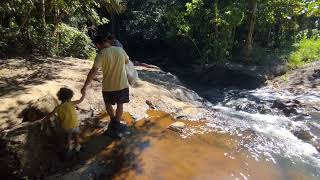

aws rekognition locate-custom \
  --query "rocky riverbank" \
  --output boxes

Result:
[0,57,319,179]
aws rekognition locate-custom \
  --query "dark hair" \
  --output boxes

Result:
[106,34,116,41]
[57,88,74,102]
[92,34,106,45]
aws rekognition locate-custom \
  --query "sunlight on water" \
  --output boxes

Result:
[135,68,320,177]
[163,85,320,176]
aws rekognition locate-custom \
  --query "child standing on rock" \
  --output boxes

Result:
[42,87,85,152]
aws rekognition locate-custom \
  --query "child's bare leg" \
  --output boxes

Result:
[74,133,79,145]
[105,103,115,120]
[116,103,123,121]
[74,132,81,151]
[67,133,73,151]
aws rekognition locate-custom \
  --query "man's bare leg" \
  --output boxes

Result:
[116,103,123,121]
[105,103,115,120]
[104,103,119,137]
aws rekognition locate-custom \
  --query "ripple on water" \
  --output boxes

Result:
[200,105,320,176]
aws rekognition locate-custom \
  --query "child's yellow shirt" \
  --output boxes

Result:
[55,102,79,130]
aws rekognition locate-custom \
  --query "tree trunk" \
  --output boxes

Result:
[243,0,257,63]
[211,0,218,64]
[20,1,34,31]
[111,14,115,34]
[40,0,46,28]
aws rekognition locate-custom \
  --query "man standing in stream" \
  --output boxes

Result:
[81,34,129,138]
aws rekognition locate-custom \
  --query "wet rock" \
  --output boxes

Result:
[272,100,287,110]
[168,122,185,133]
[312,69,320,79]
[292,130,314,141]
[257,105,271,114]
[283,107,299,116]
[235,103,257,113]
[272,99,301,117]
[201,63,265,88]
[145,100,155,109]
[176,115,187,119]
[226,99,260,114]
[292,114,310,121]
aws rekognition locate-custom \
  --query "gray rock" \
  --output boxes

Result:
[168,122,185,133]
[292,130,314,141]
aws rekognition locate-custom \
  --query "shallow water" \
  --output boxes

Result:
[204,88,320,176]
[135,68,320,179]
[108,110,319,180]
[49,66,319,179]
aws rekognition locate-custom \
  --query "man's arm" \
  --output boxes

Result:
[72,93,85,105]
[81,67,99,95]
[123,49,129,64]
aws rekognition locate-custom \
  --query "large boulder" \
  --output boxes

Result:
[1,95,67,178]
[19,94,59,122]
[201,63,267,88]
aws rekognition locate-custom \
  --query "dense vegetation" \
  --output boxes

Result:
[0,0,123,58]
[0,0,319,68]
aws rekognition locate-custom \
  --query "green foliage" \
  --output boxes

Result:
[163,0,319,65]
[56,24,95,58]
[167,0,246,62]
[123,0,174,39]
[295,29,320,41]
[288,37,320,69]
[250,44,292,65]
[306,0,320,17]
[1,0,319,66]
[0,0,123,58]
[30,26,58,56]
[0,23,95,58]
[0,26,27,56]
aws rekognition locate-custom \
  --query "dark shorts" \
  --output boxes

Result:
[102,88,129,105]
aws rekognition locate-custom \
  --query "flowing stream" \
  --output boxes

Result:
[138,66,320,178]
[48,64,320,179]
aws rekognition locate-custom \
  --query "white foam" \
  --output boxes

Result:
[207,105,320,168]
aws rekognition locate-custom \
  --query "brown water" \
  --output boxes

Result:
[77,110,317,180]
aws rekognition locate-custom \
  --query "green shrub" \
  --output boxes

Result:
[0,25,29,57]
[288,38,320,69]
[56,24,95,59]
[295,29,320,41]
[30,26,58,56]
[250,44,292,65]
[0,21,58,57]
[0,23,95,59]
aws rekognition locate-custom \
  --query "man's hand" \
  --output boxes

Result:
[81,67,98,95]
[81,86,87,95]
[73,91,86,105]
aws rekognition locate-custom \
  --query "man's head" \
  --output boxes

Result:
[105,34,116,46]
[93,35,111,50]
[57,87,74,102]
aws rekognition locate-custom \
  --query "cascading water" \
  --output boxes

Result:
[137,67,320,177]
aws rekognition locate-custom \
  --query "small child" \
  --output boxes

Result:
[43,87,85,152]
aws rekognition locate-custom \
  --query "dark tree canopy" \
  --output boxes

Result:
[0,0,319,68]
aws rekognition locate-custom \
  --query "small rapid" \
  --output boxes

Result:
[137,66,320,177]
[196,87,320,176]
